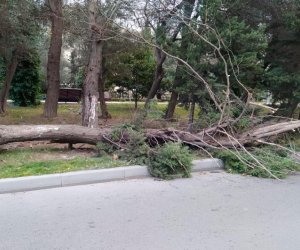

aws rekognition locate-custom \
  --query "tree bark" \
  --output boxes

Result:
[188,95,196,132]
[1,121,300,148]
[145,48,166,108]
[0,125,109,145]
[0,51,18,114]
[164,0,196,119]
[44,0,63,118]
[98,48,110,119]
[165,91,178,120]
[98,76,110,119]
[134,90,138,110]
[82,0,102,128]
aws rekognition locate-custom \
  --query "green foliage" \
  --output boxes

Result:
[96,142,116,156]
[234,116,251,131]
[0,0,42,57]
[107,46,156,100]
[100,125,150,165]
[264,67,300,114]
[215,147,300,179]
[149,143,192,180]
[260,0,300,116]
[9,50,41,106]
[170,0,268,115]
[197,106,221,129]
[118,128,150,165]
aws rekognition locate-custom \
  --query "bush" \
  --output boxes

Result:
[149,142,192,180]
[9,50,41,106]
[215,147,300,179]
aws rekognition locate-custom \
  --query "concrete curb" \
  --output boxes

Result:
[0,159,224,194]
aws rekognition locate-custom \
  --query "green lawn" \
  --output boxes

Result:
[1,102,191,125]
[0,101,198,179]
[0,147,129,179]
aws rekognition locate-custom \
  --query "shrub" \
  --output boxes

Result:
[9,50,41,106]
[215,147,300,179]
[149,142,192,180]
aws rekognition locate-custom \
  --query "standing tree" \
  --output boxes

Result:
[165,0,196,119]
[82,0,102,127]
[43,0,63,118]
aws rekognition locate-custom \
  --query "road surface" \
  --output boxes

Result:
[0,172,300,250]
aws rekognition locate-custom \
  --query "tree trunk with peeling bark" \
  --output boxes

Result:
[82,0,101,128]
[0,51,18,114]
[44,0,63,118]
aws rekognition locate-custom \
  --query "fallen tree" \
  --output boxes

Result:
[1,120,300,148]
[0,125,110,145]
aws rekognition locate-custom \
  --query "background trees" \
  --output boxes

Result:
[0,0,299,121]
[9,50,41,106]
[0,0,41,113]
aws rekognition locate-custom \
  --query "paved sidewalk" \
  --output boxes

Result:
[0,172,299,250]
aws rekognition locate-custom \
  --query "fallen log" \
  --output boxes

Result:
[0,120,300,148]
[0,125,111,145]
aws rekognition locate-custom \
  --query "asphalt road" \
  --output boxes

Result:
[0,172,300,250]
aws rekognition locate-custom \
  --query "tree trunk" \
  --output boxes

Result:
[165,90,179,120]
[82,0,101,128]
[0,125,109,145]
[164,0,195,120]
[0,52,18,114]
[134,90,138,110]
[165,90,178,120]
[98,48,110,119]
[287,99,298,118]
[145,48,166,108]
[44,0,63,118]
[1,120,300,148]
[188,95,196,132]
[99,76,110,119]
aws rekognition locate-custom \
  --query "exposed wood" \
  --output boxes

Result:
[82,0,101,128]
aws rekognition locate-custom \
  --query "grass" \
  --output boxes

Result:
[0,102,191,125]
[0,147,129,179]
[0,101,197,179]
